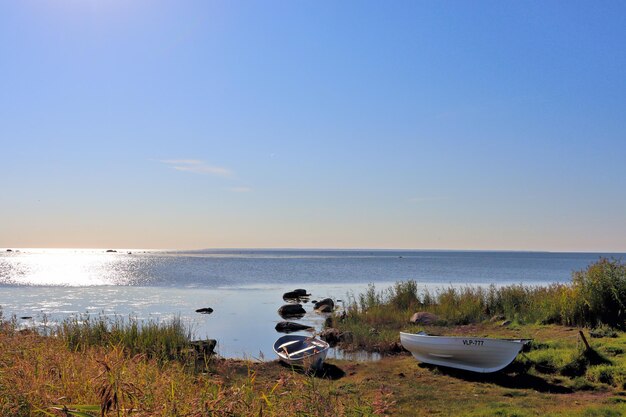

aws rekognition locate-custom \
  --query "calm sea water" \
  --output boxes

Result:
[0,249,623,358]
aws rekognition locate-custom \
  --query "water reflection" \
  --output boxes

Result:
[0,249,140,286]
[2,248,602,288]
[0,283,379,360]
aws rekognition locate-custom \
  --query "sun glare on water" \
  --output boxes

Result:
[0,249,139,286]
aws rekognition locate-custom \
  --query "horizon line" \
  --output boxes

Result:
[3,246,626,255]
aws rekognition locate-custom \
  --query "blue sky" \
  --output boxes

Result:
[1,0,625,251]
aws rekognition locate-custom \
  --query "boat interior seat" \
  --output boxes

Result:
[288,345,318,357]
[278,340,300,349]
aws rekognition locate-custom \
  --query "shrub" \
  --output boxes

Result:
[386,280,420,310]
[590,325,619,339]
[572,258,626,329]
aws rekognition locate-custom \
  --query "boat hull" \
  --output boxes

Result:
[400,332,529,373]
[273,335,329,370]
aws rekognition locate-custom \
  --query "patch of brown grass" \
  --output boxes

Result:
[2,321,626,416]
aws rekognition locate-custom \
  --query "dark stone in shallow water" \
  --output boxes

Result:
[314,298,334,312]
[195,307,214,314]
[283,289,311,303]
[316,304,333,313]
[275,321,313,333]
[278,304,306,319]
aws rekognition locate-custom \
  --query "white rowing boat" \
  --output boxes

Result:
[273,334,329,370]
[400,332,530,373]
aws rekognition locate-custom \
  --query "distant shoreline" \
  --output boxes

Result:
[3,247,626,254]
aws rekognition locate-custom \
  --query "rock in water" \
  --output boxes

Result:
[282,288,311,302]
[314,298,334,311]
[316,304,333,313]
[195,307,214,314]
[278,304,306,319]
[275,321,314,333]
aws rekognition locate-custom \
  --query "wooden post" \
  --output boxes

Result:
[579,330,591,351]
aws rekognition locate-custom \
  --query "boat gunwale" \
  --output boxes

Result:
[400,332,532,343]
[273,335,330,361]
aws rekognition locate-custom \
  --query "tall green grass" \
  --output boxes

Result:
[573,258,626,328]
[57,314,193,362]
[343,258,626,330]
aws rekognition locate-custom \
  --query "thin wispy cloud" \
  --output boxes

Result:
[159,160,233,177]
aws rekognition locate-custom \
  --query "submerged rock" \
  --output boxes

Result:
[314,298,334,312]
[195,307,214,314]
[409,312,438,325]
[275,321,313,333]
[278,304,306,319]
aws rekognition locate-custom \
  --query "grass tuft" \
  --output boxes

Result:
[57,314,193,363]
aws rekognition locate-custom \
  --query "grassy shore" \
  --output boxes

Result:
[1,320,625,416]
[1,258,626,416]
[335,258,626,352]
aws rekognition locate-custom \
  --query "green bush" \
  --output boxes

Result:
[572,258,626,329]
[386,280,420,310]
